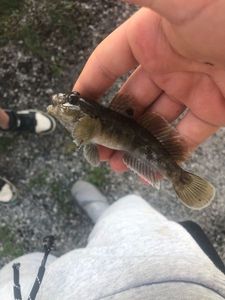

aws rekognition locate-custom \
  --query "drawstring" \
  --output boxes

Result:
[12,235,55,300]
[12,263,22,300]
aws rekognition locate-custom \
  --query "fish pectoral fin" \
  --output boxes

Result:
[137,112,189,162]
[72,116,101,145]
[109,93,135,117]
[123,153,162,190]
[83,144,100,166]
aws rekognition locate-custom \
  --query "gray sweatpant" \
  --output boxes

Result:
[1,195,225,299]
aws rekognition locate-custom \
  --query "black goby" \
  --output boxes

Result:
[48,91,215,210]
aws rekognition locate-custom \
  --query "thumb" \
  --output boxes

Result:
[125,0,212,24]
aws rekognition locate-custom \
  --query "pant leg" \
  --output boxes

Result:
[180,221,225,274]
[87,194,170,248]
[0,252,56,300]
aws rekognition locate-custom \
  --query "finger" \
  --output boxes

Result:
[118,66,185,123]
[98,147,128,173]
[109,151,128,173]
[154,72,225,126]
[98,145,114,161]
[176,111,219,151]
[147,93,185,122]
[119,65,162,116]
[154,72,224,150]
[74,20,138,100]
[118,66,186,123]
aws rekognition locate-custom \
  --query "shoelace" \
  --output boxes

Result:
[12,235,55,300]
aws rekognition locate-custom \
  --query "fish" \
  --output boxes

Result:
[47,91,215,210]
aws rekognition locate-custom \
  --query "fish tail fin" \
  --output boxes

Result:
[173,170,215,210]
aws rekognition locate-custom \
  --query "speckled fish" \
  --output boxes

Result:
[47,91,215,210]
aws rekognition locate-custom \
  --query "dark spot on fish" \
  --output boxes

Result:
[126,108,134,117]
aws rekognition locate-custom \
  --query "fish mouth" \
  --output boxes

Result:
[51,93,67,106]
[51,93,80,109]
[47,104,57,116]
[47,101,81,119]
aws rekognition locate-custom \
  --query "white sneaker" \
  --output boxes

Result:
[4,109,56,134]
[71,180,109,223]
[16,110,56,134]
[0,177,17,203]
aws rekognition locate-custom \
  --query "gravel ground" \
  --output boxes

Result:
[0,0,225,268]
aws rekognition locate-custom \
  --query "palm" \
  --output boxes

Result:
[74,5,225,172]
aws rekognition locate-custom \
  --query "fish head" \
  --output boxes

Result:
[51,92,81,106]
[47,92,83,133]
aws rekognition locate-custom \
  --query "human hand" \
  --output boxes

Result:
[74,0,225,173]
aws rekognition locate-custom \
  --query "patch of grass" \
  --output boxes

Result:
[29,172,72,215]
[0,136,15,153]
[50,180,72,215]
[0,226,24,259]
[0,0,23,17]
[0,1,92,51]
[0,0,95,80]
[19,25,47,57]
[85,166,110,188]
[29,170,49,188]
[48,1,90,43]
[0,0,24,46]
[50,62,63,77]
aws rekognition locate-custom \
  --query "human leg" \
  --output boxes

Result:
[71,181,168,248]
[71,180,109,223]
[87,193,169,248]
[72,181,225,274]
[0,107,56,203]
[0,108,10,129]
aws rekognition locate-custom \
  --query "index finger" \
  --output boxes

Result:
[73,19,138,100]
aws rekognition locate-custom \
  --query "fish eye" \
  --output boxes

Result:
[68,92,80,105]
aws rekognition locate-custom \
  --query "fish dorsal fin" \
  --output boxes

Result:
[137,112,188,162]
[109,94,135,117]
[123,153,162,190]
